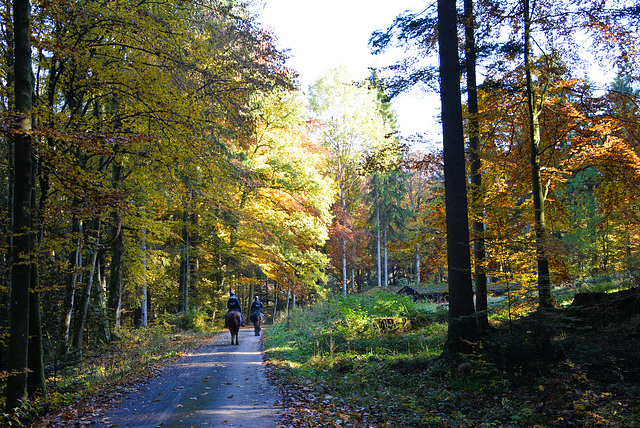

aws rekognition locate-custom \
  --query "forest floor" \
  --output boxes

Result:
[267,287,640,427]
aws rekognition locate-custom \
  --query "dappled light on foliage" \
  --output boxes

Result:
[266,285,640,427]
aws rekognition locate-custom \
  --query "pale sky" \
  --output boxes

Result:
[254,0,441,143]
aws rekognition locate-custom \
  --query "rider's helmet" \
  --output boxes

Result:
[230,291,235,296]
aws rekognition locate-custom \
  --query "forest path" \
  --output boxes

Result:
[93,326,280,428]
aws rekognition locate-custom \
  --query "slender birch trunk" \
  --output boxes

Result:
[416,239,421,285]
[95,251,111,343]
[59,218,83,356]
[376,184,381,287]
[384,222,388,287]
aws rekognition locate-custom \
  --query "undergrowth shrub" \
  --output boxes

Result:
[155,308,212,332]
[0,399,40,427]
[266,290,448,365]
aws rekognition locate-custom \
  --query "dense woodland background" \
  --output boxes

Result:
[0,0,639,420]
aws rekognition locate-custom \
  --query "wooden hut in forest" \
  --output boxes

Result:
[397,285,449,303]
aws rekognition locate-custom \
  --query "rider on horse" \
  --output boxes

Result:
[250,296,265,317]
[225,292,245,327]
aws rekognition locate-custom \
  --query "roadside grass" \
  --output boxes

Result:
[265,279,640,427]
[2,309,221,427]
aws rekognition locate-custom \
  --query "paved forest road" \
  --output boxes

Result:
[94,327,281,428]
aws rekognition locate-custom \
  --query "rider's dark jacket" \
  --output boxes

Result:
[250,300,264,314]
[227,296,242,312]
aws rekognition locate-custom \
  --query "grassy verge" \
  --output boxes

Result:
[265,282,640,427]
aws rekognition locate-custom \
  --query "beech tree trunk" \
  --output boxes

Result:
[59,217,82,356]
[108,164,124,328]
[108,218,124,329]
[27,267,46,398]
[28,162,46,398]
[340,185,348,297]
[179,210,189,312]
[140,228,148,327]
[72,217,101,351]
[6,0,34,411]
[465,0,489,331]
[524,0,553,308]
[437,0,479,355]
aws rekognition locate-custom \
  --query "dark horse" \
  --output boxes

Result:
[250,311,264,337]
[225,310,242,345]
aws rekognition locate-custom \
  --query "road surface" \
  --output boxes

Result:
[93,327,281,428]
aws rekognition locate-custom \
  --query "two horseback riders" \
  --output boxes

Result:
[225,293,266,336]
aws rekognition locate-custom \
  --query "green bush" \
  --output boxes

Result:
[265,291,448,364]
[155,309,212,333]
[0,398,41,427]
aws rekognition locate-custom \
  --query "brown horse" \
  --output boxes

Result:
[225,310,242,345]
[250,311,264,336]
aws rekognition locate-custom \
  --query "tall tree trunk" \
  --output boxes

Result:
[72,217,101,351]
[351,268,355,293]
[108,218,124,329]
[2,1,15,383]
[27,269,46,398]
[28,162,46,398]
[416,239,421,284]
[179,210,189,312]
[376,183,381,287]
[59,217,82,356]
[190,212,199,305]
[95,251,111,343]
[140,227,148,327]
[438,0,479,355]
[272,288,278,321]
[465,0,489,331]
[384,222,388,287]
[286,286,291,316]
[340,185,348,297]
[524,0,553,308]
[6,0,34,411]
[108,164,123,328]
[72,248,97,350]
